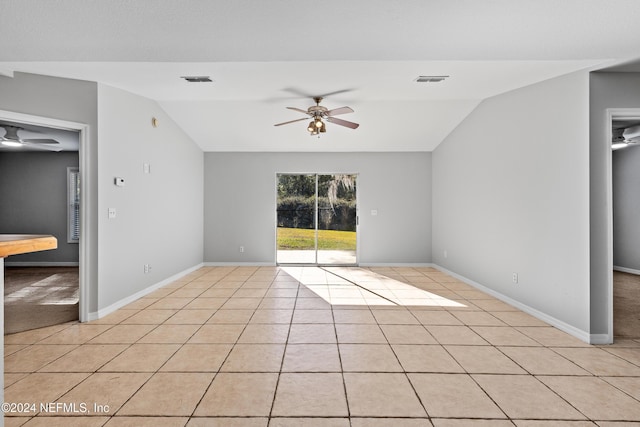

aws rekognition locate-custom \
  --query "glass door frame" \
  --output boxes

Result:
[275,172,359,266]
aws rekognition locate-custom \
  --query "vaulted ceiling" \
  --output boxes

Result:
[2,0,640,152]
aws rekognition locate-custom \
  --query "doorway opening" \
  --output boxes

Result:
[0,110,90,332]
[276,173,358,265]
[609,111,640,341]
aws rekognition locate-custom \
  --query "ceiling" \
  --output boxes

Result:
[2,0,640,152]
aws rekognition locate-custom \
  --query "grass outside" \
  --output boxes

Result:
[277,227,356,250]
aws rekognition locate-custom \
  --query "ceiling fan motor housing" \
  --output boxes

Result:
[2,125,22,141]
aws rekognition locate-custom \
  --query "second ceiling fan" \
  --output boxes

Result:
[274,97,359,136]
[0,124,63,151]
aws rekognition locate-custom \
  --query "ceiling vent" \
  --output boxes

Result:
[415,76,449,83]
[181,76,213,83]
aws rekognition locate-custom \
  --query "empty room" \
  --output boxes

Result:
[2,1,640,426]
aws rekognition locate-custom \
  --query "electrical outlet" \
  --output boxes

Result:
[512,272,518,284]
[144,264,151,274]
[239,246,244,253]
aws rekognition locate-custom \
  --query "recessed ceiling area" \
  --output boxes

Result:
[2,0,640,152]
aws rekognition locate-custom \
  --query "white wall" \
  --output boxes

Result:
[590,72,640,337]
[97,84,204,310]
[613,146,640,272]
[204,152,432,265]
[432,71,591,337]
[0,152,79,264]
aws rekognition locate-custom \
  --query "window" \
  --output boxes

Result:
[67,167,80,243]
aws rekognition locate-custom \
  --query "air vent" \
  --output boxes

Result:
[415,76,449,83]
[181,76,213,83]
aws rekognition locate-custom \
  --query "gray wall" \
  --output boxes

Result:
[613,146,640,271]
[0,151,79,263]
[204,152,432,265]
[97,84,204,310]
[590,72,640,336]
[433,71,591,336]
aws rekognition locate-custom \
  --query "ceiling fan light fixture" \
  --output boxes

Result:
[274,96,358,137]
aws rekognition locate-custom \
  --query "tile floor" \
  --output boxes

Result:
[4,265,640,426]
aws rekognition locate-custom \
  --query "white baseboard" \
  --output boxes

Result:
[86,263,204,321]
[432,264,594,344]
[202,262,437,268]
[204,262,275,267]
[613,265,640,276]
[590,334,612,345]
[358,263,436,267]
[4,262,80,267]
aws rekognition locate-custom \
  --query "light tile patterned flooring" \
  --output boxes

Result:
[4,266,640,426]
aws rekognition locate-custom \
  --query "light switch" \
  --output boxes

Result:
[108,208,116,219]
[143,163,151,174]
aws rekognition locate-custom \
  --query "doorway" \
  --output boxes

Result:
[610,112,640,340]
[0,110,90,329]
[276,173,358,265]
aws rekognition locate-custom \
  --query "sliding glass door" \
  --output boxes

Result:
[276,174,357,265]
[276,174,317,264]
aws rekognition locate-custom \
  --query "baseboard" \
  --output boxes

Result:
[204,262,275,267]
[202,262,437,268]
[203,262,438,268]
[432,264,594,344]
[86,263,204,321]
[589,333,612,345]
[613,265,640,276]
[4,262,80,267]
[359,263,436,267]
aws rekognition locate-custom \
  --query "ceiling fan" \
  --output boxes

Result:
[274,97,359,136]
[0,125,63,151]
[612,125,640,151]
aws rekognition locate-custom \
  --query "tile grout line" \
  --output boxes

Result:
[266,268,297,423]
[330,298,353,426]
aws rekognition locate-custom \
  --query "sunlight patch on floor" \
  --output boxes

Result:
[280,266,466,308]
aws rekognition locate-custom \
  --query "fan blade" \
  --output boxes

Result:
[22,138,60,145]
[274,117,309,127]
[21,141,63,152]
[285,107,311,115]
[327,117,359,129]
[325,106,354,116]
[281,87,354,97]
